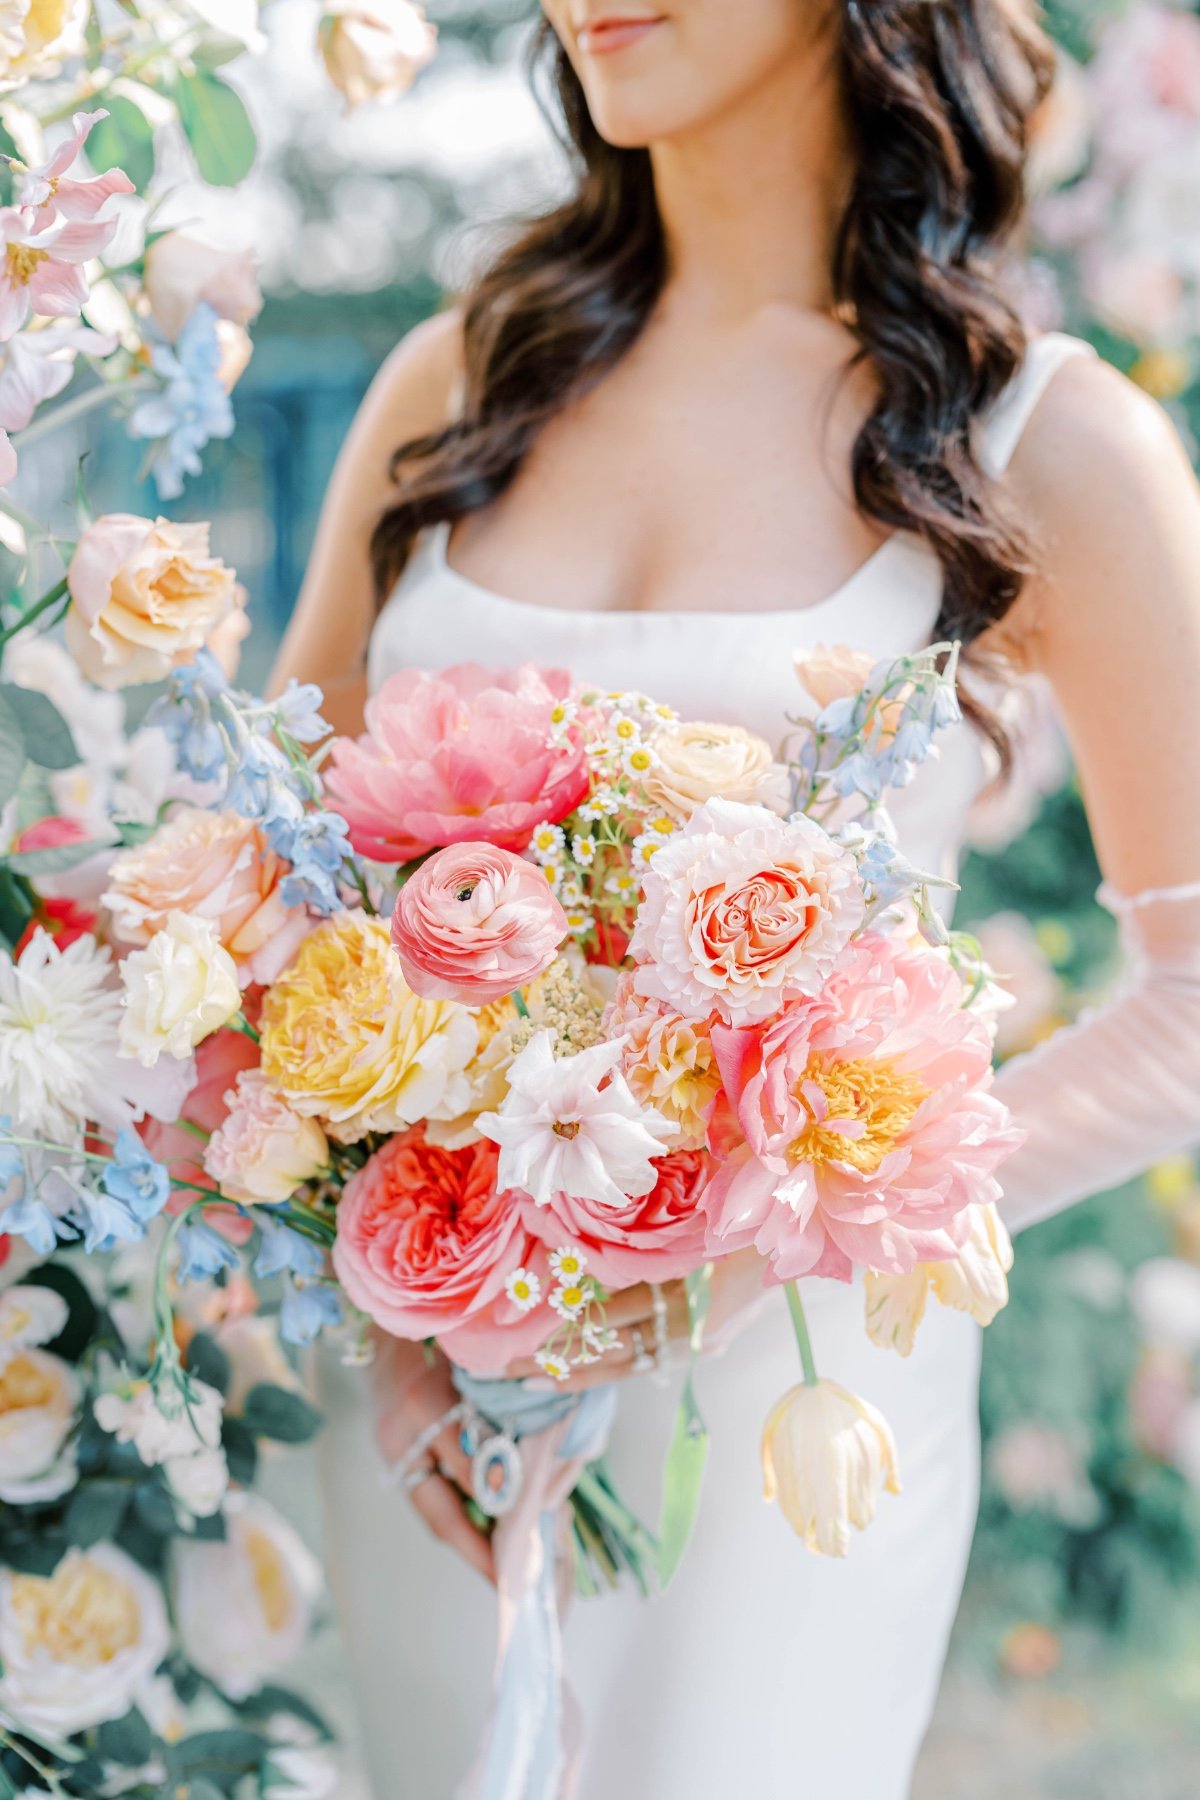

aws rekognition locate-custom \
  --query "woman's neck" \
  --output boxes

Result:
[649,36,848,323]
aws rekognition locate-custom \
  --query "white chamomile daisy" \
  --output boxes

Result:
[564,908,595,935]
[571,833,597,867]
[559,877,585,907]
[530,823,566,863]
[631,831,668,868]
[549,1247,588,1281]
[579,786,620,822]
[534,1348,571,1382]
[645,814,679,839]
[604,870,640,899]
[549,699,578,732]
[584,1322,620,1357]
[610,716,640,747]
[504,1269,542,1314]
[540,858,566,890]
[650,702,678,724]
[624,743,657,779]
[551,1279,592,1321]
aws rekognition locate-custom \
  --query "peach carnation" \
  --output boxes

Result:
[390,842,568,1004]
[203,1071,329,1206]
[628,796,865,1027]
[103,807,311,988]
[705,931,1024,1284]
[325,662,589,863]
[332,1125,549,1374]
[604,971,722,1151]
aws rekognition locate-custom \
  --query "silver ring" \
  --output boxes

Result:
[630,1325,655,1375]
[402,1461,438,1495]
[649,1284,672,1386]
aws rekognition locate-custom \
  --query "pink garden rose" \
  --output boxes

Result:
[332,1125,550,1374]
[704,931,1024,1284]
[390,842,568,1005]
[325,663,590,863]
[628,796,866,1027]
[203,1070,329,1207]
[103,806,311,988]
[524,1148,713,1289]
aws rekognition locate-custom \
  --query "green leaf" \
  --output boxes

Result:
[3,837,110,878]
[0,865,34,950]
[221,1416,257,1485]
[85,94,156,194]
[22,1263,99,1362]
[132,1478,179,1537]
[165,1727,266,1787]
[65,1478,130,1548]
[656,1266,714,1588]
[174,71,257,187]
[235,1682,333,1742]
[0,681,78,769]
[97,1704,155,1767]
[0,689,26,811]
[240,1382,322,1444]
[186,1330,231,1397]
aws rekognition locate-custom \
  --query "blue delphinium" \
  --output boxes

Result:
[254,1220,326,1283]
[102,1129,171,1227]
[128,302,235,501]
[280,1278,343,1346]
[176,1219,241,1283]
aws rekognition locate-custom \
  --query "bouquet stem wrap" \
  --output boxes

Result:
[453,1374,619,1800]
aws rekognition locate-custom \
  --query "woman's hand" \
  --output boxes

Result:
[370,1332,495,1584]
[504,1247,770,1392]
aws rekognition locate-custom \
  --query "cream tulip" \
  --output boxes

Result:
[761,1379,901,1557]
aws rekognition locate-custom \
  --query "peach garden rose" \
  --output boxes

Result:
[203,1070,329,1207]
[640,720,790,820]
[390,841,569,1005]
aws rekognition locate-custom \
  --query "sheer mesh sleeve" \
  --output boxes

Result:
[993,881,1200,1235]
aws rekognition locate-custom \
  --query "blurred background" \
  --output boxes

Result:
[54,0,1200,1792]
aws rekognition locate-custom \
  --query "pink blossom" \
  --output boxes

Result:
[390,842,568,1004]
[325,662,590,863]
[15,112,135,222]
[703,931,1024,1284]
[332,1125,550,1374]
[524,1148,713,1289]
[0,205,119,341]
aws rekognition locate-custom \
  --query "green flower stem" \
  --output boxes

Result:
[0,490,47,540]
[512,989,530,1019]
[275,1198,337,1247]
[10,372,157,450]
[0,575,69,650]
[228,1013,261,1045]
[785,1282,820,1389]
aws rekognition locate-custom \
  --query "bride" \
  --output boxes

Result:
[270,2,1200,1795]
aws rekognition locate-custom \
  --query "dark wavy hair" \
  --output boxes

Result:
[371,1,1055,720]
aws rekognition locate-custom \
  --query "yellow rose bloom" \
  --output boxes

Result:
[259,910,476,1144]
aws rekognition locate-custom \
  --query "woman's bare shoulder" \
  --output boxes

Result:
[361,306,465,443]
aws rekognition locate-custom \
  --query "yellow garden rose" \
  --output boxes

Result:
[259,910,476,1143]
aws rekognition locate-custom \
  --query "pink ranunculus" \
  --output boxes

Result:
[524,1148,714,1289]
[325,663,590,863]
[390,842,568,1005]
[202,1071,329,1207]
[628,796,866,1027]
[703,931,1025,1285]
[102,806,311,988]
[332,1125,550,1375]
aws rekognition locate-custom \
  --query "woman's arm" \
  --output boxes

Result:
[266,309,462,736]
[983,355,1200,1232]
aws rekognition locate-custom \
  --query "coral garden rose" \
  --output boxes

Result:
[525,1148,714,1289]
[628,796,866,1027]
[325,662,590,863]
[104,806,312,987]
[203,1070,329,1206]
[0,1544,170,1735]
[390,841,569,1005]
[65,513,243,689]
[761,1379,901,1557]
[258,910,476,1144]
[318,0,437,109]
[705,931,1024,1284]
[640,721,790,820]
[604,972,723,1151]
[332,1124,550,1374]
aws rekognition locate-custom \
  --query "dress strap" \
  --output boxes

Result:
[978,332,1097,477]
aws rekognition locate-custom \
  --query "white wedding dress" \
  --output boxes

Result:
[316,334,1093,1800]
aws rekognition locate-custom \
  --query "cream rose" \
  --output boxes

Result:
[0,1348,79,1504]
[641,721,790,819]
[173,1494,322,1701]
[317,0,436,109]
[0,0,88,84]
[0,1545,170,1735]
[65,513,244,689]
[0,1283,68,1370]
[118,912,242,1065]
[104,807,312,989]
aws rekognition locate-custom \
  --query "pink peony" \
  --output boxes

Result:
[390,842,568,1005]
[203,1070,329,1207]
[524,1148,714,1289]
[325,663,589,863]
[332,1125,550,1375]
[628,796,866,1027]
[703,931,1024,1284]
[103,806,311,988]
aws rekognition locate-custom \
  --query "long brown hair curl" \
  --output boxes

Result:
[370,2,1055,675]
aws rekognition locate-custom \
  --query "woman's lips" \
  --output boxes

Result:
[577,16,665,56]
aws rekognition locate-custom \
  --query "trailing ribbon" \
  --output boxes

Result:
[453,1374,618,1800]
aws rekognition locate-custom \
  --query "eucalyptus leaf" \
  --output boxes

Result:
[0,689,26,811]
[65,1478,131,1549]
[0,866,34,951]
[185,1330,231,1397]
[97,1704,155,1767]
[4,835,112,877]
[240,1382,322,1444]
[0,682,78,770]
[174,71,257,186]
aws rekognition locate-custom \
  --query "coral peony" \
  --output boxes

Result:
[629,796,865,1027]
[325,663,589,863]
[203,1070,329,1206]
[761,1379,901,1557]
[525,1148,713,1288]
[332,1125,549,1373]
[104,807,311,987]
[705,931,1024,1284]
[391,842,569,1005]
[65,513,243,689]
[258,910,476,1143]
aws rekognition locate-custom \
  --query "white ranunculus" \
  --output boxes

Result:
[0,1545,170,1735]
[164,1444,229,1519]
[173,1494,322,1700]
[761,1379,901,1557]
[118,912,242,1066]
[0,1284,68,1369]
[94,1375,223,1465]
[0,1348,80,1502]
